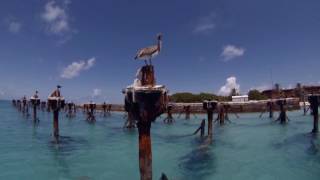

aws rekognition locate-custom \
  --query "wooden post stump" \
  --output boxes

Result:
[48,97,65,143]
[163,105,174,123]
[218,105,225,125]
[53,110,59,142]
[12,99,16,106]
[141,65,156,86]
[276,99,287,124]
[31,98,40,123]
[184,105,191,120]
[308,95,319,134]
[33,105,37,122]
[203,101,217,137]
[167,105,173,122]
[267,101,274,118]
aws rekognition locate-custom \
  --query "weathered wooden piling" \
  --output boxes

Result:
[53,109,59,141]
[140,65,156,86]
[30,92,40,123]
[22,96,27,114]
[87,102,96,122]
[224,104,231,121]
[12,99,16,106]
[163,105,174,123]
[203,100,217,137]
[108,104,112,113]
[184,105,191,120]
[124,65,168,180]
[302,93,308,116]
[276,99,288,124]
[308,95,319,134]
[17,100,21,111]
[102,102,107,117]
[48,86,65,143]
[217,104,225,125]
[66,102,75,118]
[48,98,65,143]
[267,101,274,118]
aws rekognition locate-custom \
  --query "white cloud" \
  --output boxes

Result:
[221,45,245,61]
[41,0,71,35]
[4,17,22,34]
[194,23,215,33]
[8,21,22,33]
[250,84,272,92]
[193,13,216,34]
[92,88,102,98]
[218,76,240,96]
[61,57,96,79]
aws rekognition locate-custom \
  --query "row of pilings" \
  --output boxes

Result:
[12,89,114,144]
[10,85,319,180]
[12,91,66,143]
[123,88,319,180]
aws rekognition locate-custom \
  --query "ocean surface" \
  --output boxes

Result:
[0,100,319,180]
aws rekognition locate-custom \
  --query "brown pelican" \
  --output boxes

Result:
[134,33,162,65]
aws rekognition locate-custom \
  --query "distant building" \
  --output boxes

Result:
[261,85,320,99]
[232,95,249,102]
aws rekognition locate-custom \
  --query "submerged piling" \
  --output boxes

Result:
[193,119,205,137]
[30,91,40,123]
[308,95,319,134]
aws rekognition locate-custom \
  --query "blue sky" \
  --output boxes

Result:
[0,0,319,103]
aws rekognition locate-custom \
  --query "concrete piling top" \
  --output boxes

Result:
[203,100,218,110]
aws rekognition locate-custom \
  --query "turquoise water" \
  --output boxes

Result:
[0,100,319,180]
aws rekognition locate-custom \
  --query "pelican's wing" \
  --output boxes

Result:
[135,45,158,59]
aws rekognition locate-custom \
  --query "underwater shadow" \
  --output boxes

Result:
[48,135,90,155]
[272,133,320,156]
[178,137,216,180]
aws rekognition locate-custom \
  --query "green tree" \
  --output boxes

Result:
[248,89,268,100]
[169,92,229,103]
